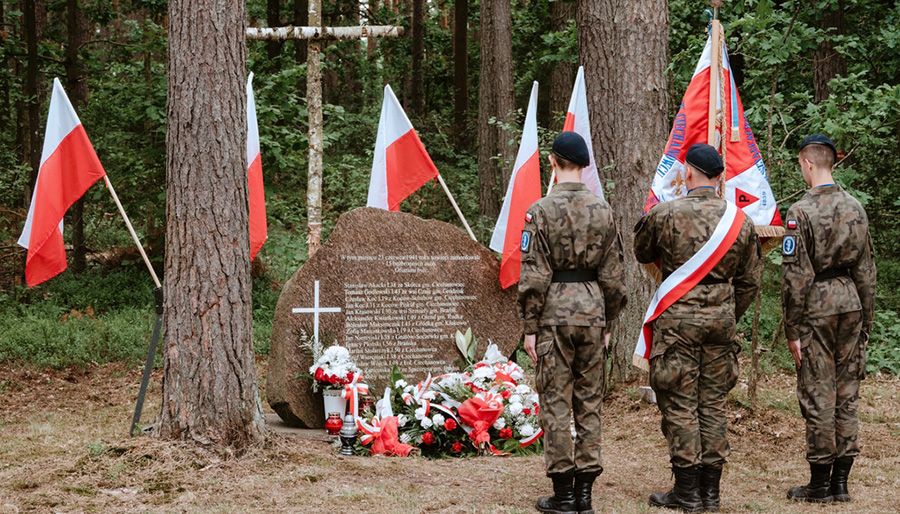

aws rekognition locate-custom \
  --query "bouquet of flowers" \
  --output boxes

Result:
[308,345,361,391]
[356,340,543,458]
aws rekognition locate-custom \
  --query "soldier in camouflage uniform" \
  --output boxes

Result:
[634,144,761,513]
[783,134,876,504]
[519,132,628,514]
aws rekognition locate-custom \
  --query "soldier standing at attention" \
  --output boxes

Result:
[519,131,628,514]
[783,134,876,503]
[634,143,761,513]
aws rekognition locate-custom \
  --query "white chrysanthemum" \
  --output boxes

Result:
[519,424,535,437]
[473,366,495,380]
[395,379,408,389]
[399,432,412,444]
[432,413,445,426]
[403,384,415,394]
[516,384,531,395]
[422,390,437,400]
[509,402,523,416]
[420,417,433,429]
[493,417,506,430]
[397,414,408,427]
[510,395,523,405]
[414,407,427,420]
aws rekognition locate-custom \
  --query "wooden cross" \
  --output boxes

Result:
[247,1,404,258]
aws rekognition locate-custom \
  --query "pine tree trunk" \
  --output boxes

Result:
[813,1,846,103]
[266,0,283,62]
[293,0,308,64]
[549,0,575,131]
[159,0,265,447]
[452,0,468,141]
[477,0,515,219]
[24,0,42,194]
[411,0,425,116]
[66,0,89,274]
[578,0,669,383]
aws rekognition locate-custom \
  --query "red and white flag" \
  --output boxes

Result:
[367,84,439,211]
[562,66,603,199]
[246,73,267,261]
[18,78,106,287]
[633,202,746,371]
[490,82,542,289]
[644,34,782,230]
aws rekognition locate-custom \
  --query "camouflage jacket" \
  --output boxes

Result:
[518,182,628,334]
[781,184,876,340]
[634,188,761,321]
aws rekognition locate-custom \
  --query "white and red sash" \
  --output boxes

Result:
[633,202,746,371]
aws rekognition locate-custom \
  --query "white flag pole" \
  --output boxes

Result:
[436,174,477,242]
[547,169,556,195]
[103,176,161,288]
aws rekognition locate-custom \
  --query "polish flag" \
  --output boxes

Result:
[490,82,542,289]
[18,78,106,287]
[562,66,603,199]
[367,84,439,211]
[246,73,267,261]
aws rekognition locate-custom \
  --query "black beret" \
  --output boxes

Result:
[552,131,590,167]
[685,143,724,177]
[799,133,838,162]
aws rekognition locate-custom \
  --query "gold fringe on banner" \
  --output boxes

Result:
[633,353,650,372]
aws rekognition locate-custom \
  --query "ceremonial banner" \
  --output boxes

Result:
[490,82,542,289]
[644,33,783,236]
[367,84,440,211]
[247,73,268,261]
[18,78,107,287]
[562,66,603,199]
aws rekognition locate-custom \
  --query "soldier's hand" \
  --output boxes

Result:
[604,331,611,350]
[788,339,802,369]
[524,333,537,366]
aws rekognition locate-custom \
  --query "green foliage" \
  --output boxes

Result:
[867,311,900,376]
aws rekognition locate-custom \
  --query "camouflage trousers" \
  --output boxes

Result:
[649,317,739,468]
[797,310,865,465]
[535,325,606,476]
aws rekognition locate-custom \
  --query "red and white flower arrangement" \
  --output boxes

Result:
[309,345,361,391]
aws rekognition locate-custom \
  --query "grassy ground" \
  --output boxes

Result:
[1,360,898,514]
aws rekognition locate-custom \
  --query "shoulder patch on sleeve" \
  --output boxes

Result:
[525,212,533,223]
[787,219,797,230]
[521,231,533,252]
[782,235,796,255]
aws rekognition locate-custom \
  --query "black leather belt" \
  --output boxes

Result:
[662,273,730,285]
[814,268,848,282]
[698,276,730,285]
[551,269,598,283]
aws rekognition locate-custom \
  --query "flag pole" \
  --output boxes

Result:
[707,15,721,147]
[436,174,477,242]
[103,175,161,288]
[546,170,556,195]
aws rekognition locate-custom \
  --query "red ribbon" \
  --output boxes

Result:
[359,416,413,457]
[457,393,504,447]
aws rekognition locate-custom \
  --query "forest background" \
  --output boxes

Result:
[0,0,898,382]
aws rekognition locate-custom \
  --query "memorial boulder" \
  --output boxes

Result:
[267,207,523,428]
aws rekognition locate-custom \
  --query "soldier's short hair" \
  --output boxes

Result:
[799,143,835,169]
[554,154,580,171]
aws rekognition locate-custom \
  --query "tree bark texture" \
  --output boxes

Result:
[813,1,846,103]
[306,0,324,256]
[266,0,284,62]
[24,0,42,191]
[549,0,576,131]
[293,0,309,63]
[411,0,425,116]
[160,0,265,447]
[577,0,669,383]
[477,0,515,219]
[452,0,468,140]
[66,0,89,274]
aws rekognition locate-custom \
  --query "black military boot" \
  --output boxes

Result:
[698,466,722,512]
[830,457,854,502]
[787,462,833,503]
[574,471,599,514]
[536,472,577,514]
[649,465,703,513]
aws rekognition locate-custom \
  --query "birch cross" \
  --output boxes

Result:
[247,0,404,258]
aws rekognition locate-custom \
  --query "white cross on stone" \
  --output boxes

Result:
[292,280,341,348]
